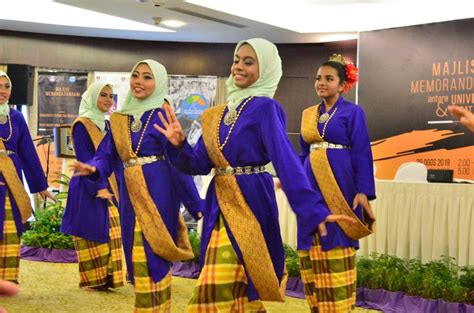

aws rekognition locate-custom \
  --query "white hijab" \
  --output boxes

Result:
[0,71,12,117]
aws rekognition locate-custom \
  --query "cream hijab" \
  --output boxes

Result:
[78,82,112,132]
[115,59,170,122]
[225,38,282,111]
[0,71,12,117]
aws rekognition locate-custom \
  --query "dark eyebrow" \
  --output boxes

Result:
[132,70,153,76]
[234,54,256,62]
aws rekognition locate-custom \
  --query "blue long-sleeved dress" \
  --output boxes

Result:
[300,96,376,251]
[0,109,48,238]
[88,109,204,283]
[61,120,120,243]
[167,96,331,300]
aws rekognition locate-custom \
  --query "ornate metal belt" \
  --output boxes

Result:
[310,142,351,150]
[214,165,267,176]
[123,155,165,168]
[0,149,14,156]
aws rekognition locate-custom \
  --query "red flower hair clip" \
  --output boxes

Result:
[328,54,359,93]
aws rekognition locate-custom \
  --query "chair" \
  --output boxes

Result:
[394,162,428,182]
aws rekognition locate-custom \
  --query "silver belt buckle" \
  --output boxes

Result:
[0,149,13,156]
[124,155,164,168]
[215,165,267,176]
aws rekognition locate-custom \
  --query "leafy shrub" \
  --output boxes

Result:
[357,254,472,305]
[283,244,300,277]
[22,195,73,250]
[21,175,74,250]
[188,230,201,263]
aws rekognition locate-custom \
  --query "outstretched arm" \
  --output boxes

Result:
[448,105,474,132]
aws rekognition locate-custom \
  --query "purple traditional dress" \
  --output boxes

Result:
[89,109,203,311]
[61,116,124,290]
[299,96,376,312]
[86,58,203,313]
[166,38,331,313]
[0,108,48,283]
[169,95,331,311]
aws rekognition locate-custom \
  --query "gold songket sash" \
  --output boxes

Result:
[202,104,286,301]
[72,117,119,203]
[109,113,193,261]
[301,104,374,240]
[0,140,32,223]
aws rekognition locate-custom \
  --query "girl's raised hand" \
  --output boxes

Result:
[154,103,186,148]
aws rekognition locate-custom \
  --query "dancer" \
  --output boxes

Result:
[61,82,124,291]
[155,39,354,312]
[0,71,54,284]
[70,60,203,312]
[298,54,376,312]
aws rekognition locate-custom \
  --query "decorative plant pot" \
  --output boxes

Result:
[171,261,202,279]
[286,276,305,299]
[20,245,77,263]
[356,288,474,313]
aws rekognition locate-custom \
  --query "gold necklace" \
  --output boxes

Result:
[0,115,12,142]
[316,105,338,139]
[217,96,253,150]
[128,109,156,158]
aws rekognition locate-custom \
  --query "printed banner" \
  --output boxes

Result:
[359,18,474,180]
[37,72,88,135]
[168,75,217,230]
[168,75,217,147]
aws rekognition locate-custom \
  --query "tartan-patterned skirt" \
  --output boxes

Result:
[0,193,20,283]
[187,214,266,313]
[298,235,356,313]
[73,203,124,289]
[132,218,172,313]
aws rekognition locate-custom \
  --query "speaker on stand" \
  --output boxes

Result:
[6,64,34,107]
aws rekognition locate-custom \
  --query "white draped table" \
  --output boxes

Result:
[276,180,474,266]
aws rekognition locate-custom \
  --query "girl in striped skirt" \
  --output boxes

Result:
[155,39,354,312]
[298,55,376,312]
[70,60,204,312]
[0,71,54,284]
[61,82,124,291]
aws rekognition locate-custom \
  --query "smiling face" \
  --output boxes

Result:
[0,76,12,105]
[130,63,155,100]
[315,65,345,100]
[231,43,259,89]
[96,85,114,113]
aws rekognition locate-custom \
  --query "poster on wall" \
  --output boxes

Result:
[168,75,217,146]
[37,72,88,135]
[358,18,474,181]
[168,75,217,230]
[94,71,130,114]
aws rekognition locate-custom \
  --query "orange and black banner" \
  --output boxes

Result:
[359,18,474,180]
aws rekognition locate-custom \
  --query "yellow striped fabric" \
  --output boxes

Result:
[73,204,124,289]
[0,193,21,283]
[187,214,266,313]
[132,218,172,313]
[298,235,356,313]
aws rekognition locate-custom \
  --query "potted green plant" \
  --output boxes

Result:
[357,253,474,311]
[21,174,76,262]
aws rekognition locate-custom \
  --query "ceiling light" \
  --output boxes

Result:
[0,0,174,33]
[186,0,474,33]
[160,20,186,28]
